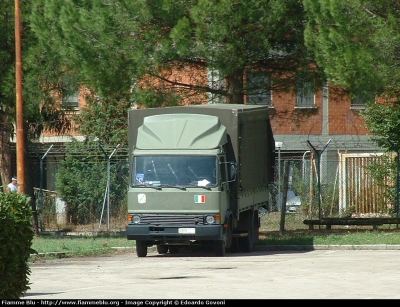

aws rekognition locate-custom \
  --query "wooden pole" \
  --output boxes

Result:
[15,0,25,193]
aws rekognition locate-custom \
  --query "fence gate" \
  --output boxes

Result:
[338,152,390,215]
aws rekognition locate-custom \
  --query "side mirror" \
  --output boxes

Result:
[230,163,237,180]
[221,161,237,185]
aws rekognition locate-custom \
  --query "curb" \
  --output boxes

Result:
[254,244,400,251]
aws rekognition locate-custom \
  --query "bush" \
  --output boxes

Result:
[55,139,127,225]
[0,192,35,299]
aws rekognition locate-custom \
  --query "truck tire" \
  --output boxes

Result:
[168,246,180,254]
[157,244,168,254]
[225,216,233,249]
[214,240,226,256]
[136,240,148,257]
[228,237,239,253]
[240,211,254,253]
[253,210,260,243]
[240,231,253,253]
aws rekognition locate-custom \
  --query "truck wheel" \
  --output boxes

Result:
[240,212,254,253]
[136,240,148,257]
[168,246,180,254]
[228,237,239,253]
[157,244,168,254]
[225,216,233,249]
[214,240,226,256]
[253,210,260,243]
[240,231,253,253]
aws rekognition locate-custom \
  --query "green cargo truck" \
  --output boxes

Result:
[126,104,275,257]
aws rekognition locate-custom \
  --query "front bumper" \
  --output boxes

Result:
[126,224,224,241]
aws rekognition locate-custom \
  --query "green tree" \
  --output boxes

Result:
[304,0,400,143]
[303,0,400,208]
[303,0,395,96]
[30,0,323,111]
[28,0,326,225]
[0,0,24,189]
[303,0,400,126]
[0,0,73,194]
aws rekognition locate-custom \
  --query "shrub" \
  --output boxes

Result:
[55,139,127,225]
[0,192,35,298]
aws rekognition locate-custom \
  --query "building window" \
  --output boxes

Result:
[351,92,375,109]
[296,73,315,107]
[247,71,272,106]
[62,74,80,110]
[207,68,226,104]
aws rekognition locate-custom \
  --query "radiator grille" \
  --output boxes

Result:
[138,214,204,226]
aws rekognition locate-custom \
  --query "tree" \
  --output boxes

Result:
[0,0,22,190]
[0,1,76,236]
[304,0,400,211]
[0,0,74,191]
[27,0,326,225]
[29,0,323,111]
[303,0,400,145]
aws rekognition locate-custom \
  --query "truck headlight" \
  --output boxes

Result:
[131,215,141,224]
[205,215,215,224]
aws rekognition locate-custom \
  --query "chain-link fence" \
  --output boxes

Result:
[34,151,395,232]
[32,157,129,232]
[273,154,394,219]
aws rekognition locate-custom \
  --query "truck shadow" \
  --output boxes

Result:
[148,244,312,258]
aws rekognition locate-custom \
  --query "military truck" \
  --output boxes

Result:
[126,104,275,257]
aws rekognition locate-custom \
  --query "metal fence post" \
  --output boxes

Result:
[307,139,331,221]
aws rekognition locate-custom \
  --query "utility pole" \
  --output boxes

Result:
[15,0,26,193]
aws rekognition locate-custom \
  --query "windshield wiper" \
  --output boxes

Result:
[132,184,161,190]
[185,184,211,191]
[133,183,210,191]
[158,184,186,190]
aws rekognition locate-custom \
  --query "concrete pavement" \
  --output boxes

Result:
[22,246,400,299]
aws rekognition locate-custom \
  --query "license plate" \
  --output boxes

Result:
[178,228,195,234]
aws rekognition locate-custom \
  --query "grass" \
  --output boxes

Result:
[259,228,400,246]
[30,234,136,262]
[29,212,400,261]
[258,212,400,246]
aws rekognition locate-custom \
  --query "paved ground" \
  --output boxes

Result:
[21,245,400,300]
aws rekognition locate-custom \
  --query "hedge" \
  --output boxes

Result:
[0,192,35,299]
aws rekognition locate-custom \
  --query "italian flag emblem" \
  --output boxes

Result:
[194,195,206,203]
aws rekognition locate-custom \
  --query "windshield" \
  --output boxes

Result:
[131,155,218,187]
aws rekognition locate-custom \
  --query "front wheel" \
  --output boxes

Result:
[214,239,226,257]
[136,240,148,257]
[157,244,168,254]
[168,245,180,254]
